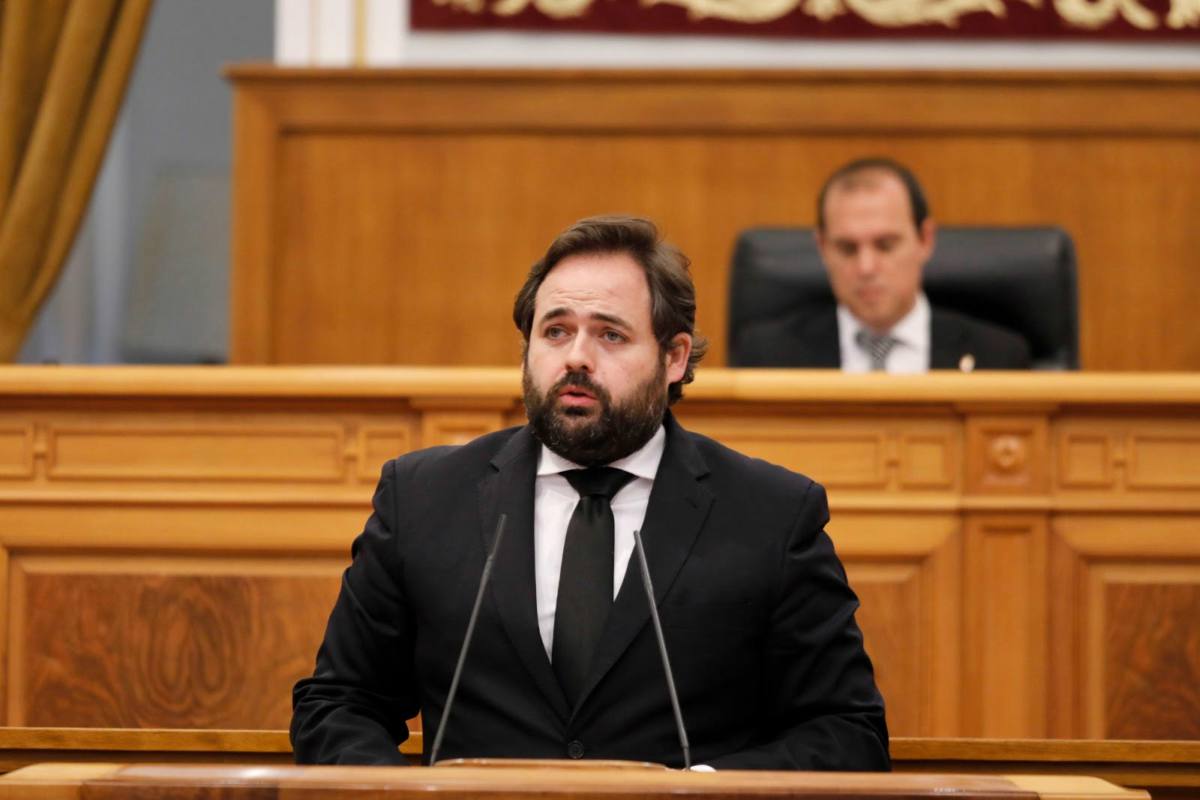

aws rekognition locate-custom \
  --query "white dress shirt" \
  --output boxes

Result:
[837,292,931,374]
[532,425,665,659]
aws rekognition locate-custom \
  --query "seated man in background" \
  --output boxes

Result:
[739,158,1031,372]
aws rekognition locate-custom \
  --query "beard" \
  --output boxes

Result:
[523,362,668,468]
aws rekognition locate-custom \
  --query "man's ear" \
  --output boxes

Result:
[815,229,834,272]
[918,218,937,260]
[664,333,692,385]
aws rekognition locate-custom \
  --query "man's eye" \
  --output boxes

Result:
[545,326,567,339]
[837,244,857,258]
[602,330,626,343]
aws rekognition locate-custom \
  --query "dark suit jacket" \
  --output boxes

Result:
[291,413,888,770]
[736,306,1032,370]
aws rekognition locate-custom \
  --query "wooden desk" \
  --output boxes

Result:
[0,762,1149,800]
[1,730,1195,798]
[0,728,296,774]
[1,367,1199,740]
[892,739,1200,799]
[225,67,1200,371]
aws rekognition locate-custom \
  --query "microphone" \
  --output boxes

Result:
[428,513,508,766]
[632,528,691,770]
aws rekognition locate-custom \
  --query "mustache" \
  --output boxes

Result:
[551,371,609,402]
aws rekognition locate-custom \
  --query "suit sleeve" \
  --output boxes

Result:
[290,459,419,765]
[707,481,890,771]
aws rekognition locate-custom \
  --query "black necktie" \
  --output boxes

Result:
[552,467,636,705]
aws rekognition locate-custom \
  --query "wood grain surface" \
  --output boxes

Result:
[2,366,1200,740]
[1049,517,1200,741]
[0,762,1149,800]
[0,731,1192,794]
[226,68,1200,372]
[9,559,342,729]
[1104,583,1200,741]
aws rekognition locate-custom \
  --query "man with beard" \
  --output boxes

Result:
[291,216,888,771]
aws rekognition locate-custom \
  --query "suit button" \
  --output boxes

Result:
[566,740,585,759]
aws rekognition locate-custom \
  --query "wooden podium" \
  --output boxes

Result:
[0,762,1149,800]
[1,367,1199,740]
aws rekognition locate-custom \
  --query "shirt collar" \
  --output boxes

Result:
[838,292,930,348]
[536,423,666,482]
[889,292,929,348]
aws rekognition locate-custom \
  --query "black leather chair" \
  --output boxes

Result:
[727,226,1080,370]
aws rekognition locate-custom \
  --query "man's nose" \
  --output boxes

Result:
[564,334,595,372]
[855,248,880,276]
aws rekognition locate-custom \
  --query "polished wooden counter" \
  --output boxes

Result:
[0,728,296,773]
[893,739,1200,797]
[0,760,1149,800]
[1,729,1197,797]
[1,367,1198,741]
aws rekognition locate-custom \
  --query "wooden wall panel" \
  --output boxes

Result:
[675,414,960,494]
[420,410,510,447]
[1055,417,1200,504]
[836,514,962,738]
[0,543,8,724]
[1050,516,1200,740]
[47,424,346,482]
[359,426,414,481]
[0,425,32,477]
[962,515,1047,738]
[2,366,1200,739]
[1103,578,1200,741]
[1128,435,1200,490]
[229,69,1200,372]
[7,555,343,729]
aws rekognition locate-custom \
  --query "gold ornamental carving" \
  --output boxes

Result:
[1053,0,1156,28]
[432,0,1200,27]
[1168,0,1200,27]
[650,0,804,22]
[796,0,1018,25]
[493,0,595,17]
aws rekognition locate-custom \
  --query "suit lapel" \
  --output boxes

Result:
[478,427,571,721]
[811,308,842,369]
[571,414,714,716]
[929,308,968,369]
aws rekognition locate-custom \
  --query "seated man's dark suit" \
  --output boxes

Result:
[736,306,1032,369]
[291,413,888,770]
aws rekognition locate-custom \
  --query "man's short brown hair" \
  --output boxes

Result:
[817,157,930,233]
[513,215,707,405]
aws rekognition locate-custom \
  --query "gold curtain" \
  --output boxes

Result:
[0,0,154,361]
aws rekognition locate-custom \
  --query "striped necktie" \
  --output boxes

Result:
[855,329,899,371]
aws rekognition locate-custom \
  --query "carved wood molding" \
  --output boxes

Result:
[2,367,1199,738]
